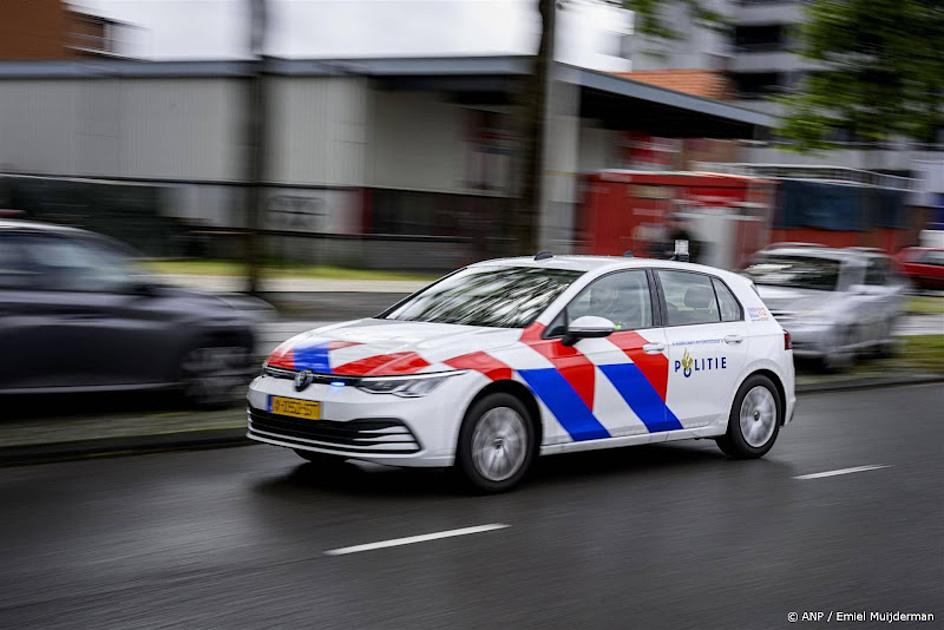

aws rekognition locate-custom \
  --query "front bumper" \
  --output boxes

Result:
[246,372,478,467]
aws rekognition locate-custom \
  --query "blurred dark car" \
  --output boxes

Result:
[896,247,944,291]
[0,220,255,405]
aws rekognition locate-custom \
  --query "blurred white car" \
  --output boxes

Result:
[743,246,907,371]
[248,255,795,492]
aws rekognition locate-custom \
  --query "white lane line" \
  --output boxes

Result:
[324,523,510,556]
[794,464,892,480]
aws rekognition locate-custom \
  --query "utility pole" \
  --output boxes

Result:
[244,0,267,295]
[513,0,556,256]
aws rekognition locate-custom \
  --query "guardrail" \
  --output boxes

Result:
[694,162,919,191]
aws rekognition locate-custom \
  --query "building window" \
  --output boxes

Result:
[732,72,785,99]
[733,24,789,52]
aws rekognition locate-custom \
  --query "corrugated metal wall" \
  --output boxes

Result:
[0,78,242,181]
[268,77,369,187]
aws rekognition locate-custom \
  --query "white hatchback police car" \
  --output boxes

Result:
[248,255,795,491]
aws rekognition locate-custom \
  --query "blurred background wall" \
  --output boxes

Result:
[0,0,940,270]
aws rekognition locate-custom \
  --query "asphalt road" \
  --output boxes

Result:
[0,385,941,629]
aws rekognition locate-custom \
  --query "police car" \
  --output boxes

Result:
[247,254,795,491]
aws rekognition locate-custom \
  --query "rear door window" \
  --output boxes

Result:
[657,270,721,327]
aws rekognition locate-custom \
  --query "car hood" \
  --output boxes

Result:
[754,284,837,316]
[266,318,524,376]
[153,283,252,320]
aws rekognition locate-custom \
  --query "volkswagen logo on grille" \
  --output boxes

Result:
[294,369,314,392]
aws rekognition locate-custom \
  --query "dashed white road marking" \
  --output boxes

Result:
[794,464,892,480]
[324,523,510,556]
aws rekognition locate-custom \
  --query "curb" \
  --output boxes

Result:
[795,373,944,394]
[0,429,251,468]
[3,376,941,467]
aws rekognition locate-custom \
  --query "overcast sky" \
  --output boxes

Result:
[74,0,632,70]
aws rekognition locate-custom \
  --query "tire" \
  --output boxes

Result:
[456,392,536,493]
[819,326,855,373]
[716,374,782,459]
[873,317,901,358]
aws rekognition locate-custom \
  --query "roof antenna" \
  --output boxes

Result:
[534,250,554,261]
[671,239,690,263]
[623,250,634,257]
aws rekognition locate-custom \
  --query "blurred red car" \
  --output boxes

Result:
[896,247,944,290]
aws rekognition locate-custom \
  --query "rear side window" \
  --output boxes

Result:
[920,251,944,266]
[658,270,721,326]
[712,278,743,322]
[865,258,889,285]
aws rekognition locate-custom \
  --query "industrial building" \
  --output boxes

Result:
[0,56,771,267]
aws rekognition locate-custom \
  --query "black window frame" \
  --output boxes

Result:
[711,276,745,322]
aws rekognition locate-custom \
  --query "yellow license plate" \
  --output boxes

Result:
[270,396,321,420]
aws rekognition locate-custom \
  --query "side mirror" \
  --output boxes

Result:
[562,315,615,346]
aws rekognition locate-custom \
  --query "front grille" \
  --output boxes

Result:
[263,366,362,386]
[248,407,420,454]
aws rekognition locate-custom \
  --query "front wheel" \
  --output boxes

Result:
[456,393,536,493]
[716,374,781,459]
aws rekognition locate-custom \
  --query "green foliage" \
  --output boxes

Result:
[778,0,944,150]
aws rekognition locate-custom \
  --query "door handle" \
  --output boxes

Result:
[642,342,665,354]
[724,334,743,344]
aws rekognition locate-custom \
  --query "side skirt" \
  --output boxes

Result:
[540,426,726,456]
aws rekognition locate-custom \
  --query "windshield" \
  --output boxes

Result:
[17,233,152,293]
[382,266,583,328]
[742,254,841,291]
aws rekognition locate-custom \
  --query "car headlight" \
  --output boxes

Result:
[355,372,462,398]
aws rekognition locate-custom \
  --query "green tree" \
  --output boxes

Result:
[778,0,944,150]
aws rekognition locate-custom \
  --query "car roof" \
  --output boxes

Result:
[756,246,878,263]
[0,219,89,236]
[469,255,738,277]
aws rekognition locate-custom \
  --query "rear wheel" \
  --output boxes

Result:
[716,374,781,459]
[456,393,536,493]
